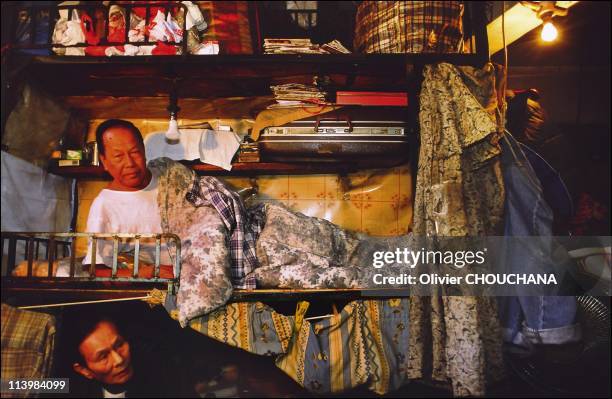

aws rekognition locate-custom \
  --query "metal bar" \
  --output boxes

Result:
[1,237,4,277]
[133,236,140,278]
[173,236,180,285]
[7,238,17,277]
[90,237,97,279]
[47,7,54,46]
[27,237,34,278]
[2,232,181,287]
[70,179,78,232]
[47,237,55,277]
[19,295,152,310]
[124,5,130,44]
[29,9,36,46]
[472,1,489,66]
[23,236,29,261]
[144,5,151,45]
[69,238,76,278]
[154,236,161,279]
[35,240,40,260]
[111,236,119,278]
[2,232,176,238]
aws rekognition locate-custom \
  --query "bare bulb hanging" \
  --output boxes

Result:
[541,20,558,42]
[165,113,180,143]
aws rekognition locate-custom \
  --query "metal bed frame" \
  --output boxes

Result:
[1,232,182,304]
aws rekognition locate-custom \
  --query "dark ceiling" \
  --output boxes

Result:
[492,1,611,66]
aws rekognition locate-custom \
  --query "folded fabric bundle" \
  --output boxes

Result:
[49,2,214,55]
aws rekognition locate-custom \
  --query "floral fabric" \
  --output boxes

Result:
[408,63,506,396]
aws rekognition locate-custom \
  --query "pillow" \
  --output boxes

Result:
[253,203,363,288]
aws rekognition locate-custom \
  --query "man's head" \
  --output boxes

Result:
[72,318,134,386]
[96,119,149,191]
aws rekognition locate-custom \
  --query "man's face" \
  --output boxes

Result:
[75,321,134,385]
[99,127,148,191]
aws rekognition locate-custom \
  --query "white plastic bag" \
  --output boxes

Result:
[54,9,85,46]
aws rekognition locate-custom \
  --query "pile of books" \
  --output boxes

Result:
[269,83,329,109]
[263,38,350,54]
[237,142,260,163]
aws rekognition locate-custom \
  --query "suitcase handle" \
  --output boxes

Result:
[314,116,353,133]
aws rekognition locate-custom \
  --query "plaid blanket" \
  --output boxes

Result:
[186,177,265,289]
[355,1,464,54]
[1,304,56,398]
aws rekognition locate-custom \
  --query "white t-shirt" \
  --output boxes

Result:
[83,173,172,266]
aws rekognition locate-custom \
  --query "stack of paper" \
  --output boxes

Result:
[269,83,329,108]
[264,38,350,54]
[320,40,351,54]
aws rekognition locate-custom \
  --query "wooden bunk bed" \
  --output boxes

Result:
[1,1,488,307]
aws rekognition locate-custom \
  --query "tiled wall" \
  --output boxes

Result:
[75,119,413,255]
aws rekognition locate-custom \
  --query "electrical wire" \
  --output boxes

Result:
[499,0,509,133]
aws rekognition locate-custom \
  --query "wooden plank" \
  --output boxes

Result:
[48,159,408,179]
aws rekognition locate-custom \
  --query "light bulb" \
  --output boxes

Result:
[165,116,180,142]
[541,21,558,42]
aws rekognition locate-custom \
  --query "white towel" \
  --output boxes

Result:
[144,129,203,161]
[199,129,241,171]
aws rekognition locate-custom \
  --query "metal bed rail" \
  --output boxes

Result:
[1,232,181,293]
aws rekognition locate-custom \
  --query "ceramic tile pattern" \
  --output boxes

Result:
[76,119,414,255]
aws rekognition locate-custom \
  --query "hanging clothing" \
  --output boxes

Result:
[1,304,56,398]
[497,133,580,346]
[164,295,413,395]
[410,63,506,396]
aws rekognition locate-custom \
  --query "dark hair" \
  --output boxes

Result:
[95,119,144,155]
[62,312,125,365]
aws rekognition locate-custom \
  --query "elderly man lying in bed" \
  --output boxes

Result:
[12,119,404,324]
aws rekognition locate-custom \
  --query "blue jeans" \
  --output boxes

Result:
[498,133,581,346]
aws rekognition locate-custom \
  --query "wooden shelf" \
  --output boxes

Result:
[48,158,409,179]
[8,53,485,100]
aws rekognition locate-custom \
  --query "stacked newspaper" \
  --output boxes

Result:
[264,38,350,54]
[269,83,329,108]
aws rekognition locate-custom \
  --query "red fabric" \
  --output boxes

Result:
[108,7,127,43]
[201,1,253,54]
[94,264,174,279]
[81,11,102,45]
[152,41,177,55]
[85,45,124,56]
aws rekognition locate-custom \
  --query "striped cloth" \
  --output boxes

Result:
[354,1,464,54]
[1,304,56,398]
[186,176,265,289]
[173,298,413,395]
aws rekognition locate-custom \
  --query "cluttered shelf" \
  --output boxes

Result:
[6,53,485,99]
